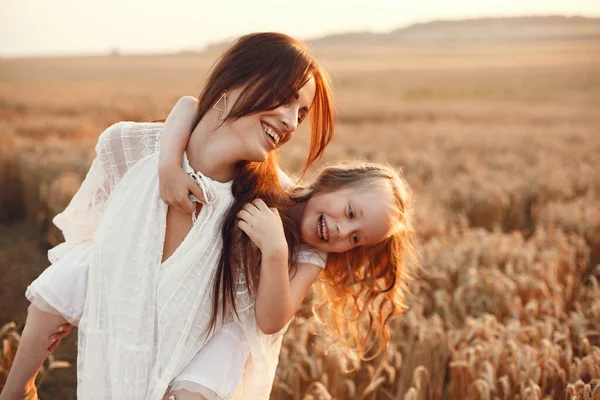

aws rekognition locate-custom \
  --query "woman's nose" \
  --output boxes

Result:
[280,105,298,132]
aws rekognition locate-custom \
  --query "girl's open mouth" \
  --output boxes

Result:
[317,214,329,242]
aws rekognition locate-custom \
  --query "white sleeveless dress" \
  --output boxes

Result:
[26,121,326,399]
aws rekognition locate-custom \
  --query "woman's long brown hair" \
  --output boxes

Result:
[195,33,334,334]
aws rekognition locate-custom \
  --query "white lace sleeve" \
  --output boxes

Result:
[96,121,163,189]
[47,136,112,264]
[48,121,163,264]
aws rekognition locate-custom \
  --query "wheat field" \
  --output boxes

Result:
[1,39,600,399]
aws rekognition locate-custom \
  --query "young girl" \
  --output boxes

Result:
[0,32,334,400]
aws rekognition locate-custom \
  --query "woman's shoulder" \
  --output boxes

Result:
[96,121,164,152]
[94,121,166,185]
[100,121,164,136]
[295,243,327,269]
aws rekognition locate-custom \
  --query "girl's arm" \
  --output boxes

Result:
[256,258,321,334]
[237,199,321,334]
[158,96,206,214]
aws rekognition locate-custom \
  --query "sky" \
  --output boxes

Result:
[1,0,599,57]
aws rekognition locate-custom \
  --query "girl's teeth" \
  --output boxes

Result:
[318,215,329,242]
[318,219,322,239]
[318,216,323,240]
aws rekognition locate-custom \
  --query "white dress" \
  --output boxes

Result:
[26,121,326,400]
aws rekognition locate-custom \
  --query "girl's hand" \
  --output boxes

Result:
[158,95,203,214]
[48,323,73,352]
[158,164,206,214]
[237,199,288,258]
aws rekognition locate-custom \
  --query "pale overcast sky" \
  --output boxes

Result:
[1,0,599,57]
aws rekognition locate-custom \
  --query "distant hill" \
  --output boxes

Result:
[308,16,600,46]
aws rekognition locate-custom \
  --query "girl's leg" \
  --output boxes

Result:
[162,390,209,400]
[0,304,68,400]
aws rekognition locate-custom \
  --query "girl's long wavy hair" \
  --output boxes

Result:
[290,162,417,362]
[195,33,334,334]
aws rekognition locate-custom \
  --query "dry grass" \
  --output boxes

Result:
[1,40,599,399]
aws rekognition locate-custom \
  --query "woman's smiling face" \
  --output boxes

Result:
[224,77,316,163]
[300,183,396,253]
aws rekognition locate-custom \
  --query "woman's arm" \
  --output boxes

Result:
[237,199,321,334]
[158,96,206,213]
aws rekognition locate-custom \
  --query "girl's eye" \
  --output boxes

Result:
[349,205,355,219]
[352,233,359,244]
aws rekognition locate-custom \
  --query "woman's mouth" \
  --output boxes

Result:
[317,215,329,242]
[261,122,281,145]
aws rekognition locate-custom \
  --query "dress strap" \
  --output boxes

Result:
[182,152,218,225]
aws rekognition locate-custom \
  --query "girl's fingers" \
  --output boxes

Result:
[269,207,280,216]
[188,183,206,204]
[48,324,72,351]
[169,200,185,215]
[237,219,250,234]
[58,323,72,332]
[244,201,261,213]
[50,331,67,342]
[237,209,251,222]
[165,195,181,208]
[252,198,268,211]
[48,340,60,352]
[50,323,72,341]
[179,198,195,214]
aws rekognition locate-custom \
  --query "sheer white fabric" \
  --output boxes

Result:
[27,121,327,399]
[26,241,92,324]
[169,322,249,399]
[75,122,236,399]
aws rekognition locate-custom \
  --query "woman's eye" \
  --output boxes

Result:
[352,233,359,244]
[349,205,355,219]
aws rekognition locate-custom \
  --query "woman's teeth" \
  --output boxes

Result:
[262,123,280,145]
[318,215,329,242]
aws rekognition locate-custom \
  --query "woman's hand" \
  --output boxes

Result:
[158,164,206,214]
[48,323,73,352]
[237,199,288,259]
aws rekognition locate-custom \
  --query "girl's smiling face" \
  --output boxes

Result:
[300,183,396,253]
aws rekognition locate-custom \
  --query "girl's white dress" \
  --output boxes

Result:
[25,122,326,400]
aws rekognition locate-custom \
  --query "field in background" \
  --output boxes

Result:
[1,38,600,399]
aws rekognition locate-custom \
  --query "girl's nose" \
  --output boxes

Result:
[336,221,352,240]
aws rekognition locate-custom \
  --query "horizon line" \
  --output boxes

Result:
[2,12,599,60]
